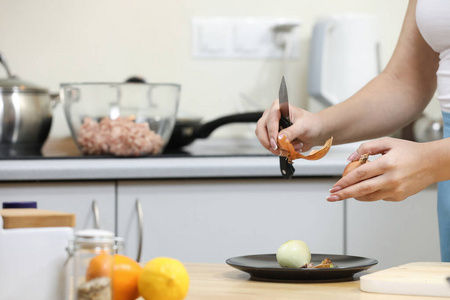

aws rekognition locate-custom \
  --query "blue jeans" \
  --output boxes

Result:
[439,110,450,261]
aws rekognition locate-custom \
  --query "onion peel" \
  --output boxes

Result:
[278,136,333,163]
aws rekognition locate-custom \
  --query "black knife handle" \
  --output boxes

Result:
[279,116,291,130]
[279,156,295,179]
[279,116,295,179]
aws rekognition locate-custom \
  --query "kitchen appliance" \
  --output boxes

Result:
[308,14,381,106]
[60,82,181,156]
[0,208,75,300]
[360,262,450,297]
[0,52,58,156]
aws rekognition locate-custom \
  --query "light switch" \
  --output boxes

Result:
[192,18,232,58]
[198,23,227,53]
[192,17,301,59]
[233,19,267,54]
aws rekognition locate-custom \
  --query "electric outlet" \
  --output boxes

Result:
[192,17,302,59]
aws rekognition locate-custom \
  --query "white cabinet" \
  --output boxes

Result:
[1,178,440,270]
[117,178,344,263]
[346,184,440,270]
[0,182,116,232]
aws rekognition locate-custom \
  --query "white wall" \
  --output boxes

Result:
[0,0,412,139]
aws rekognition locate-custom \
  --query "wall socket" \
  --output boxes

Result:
[192,17,302,59]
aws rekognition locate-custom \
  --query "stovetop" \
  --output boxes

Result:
[0,138,271,160]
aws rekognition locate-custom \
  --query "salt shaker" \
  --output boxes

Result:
[67,229,116,300]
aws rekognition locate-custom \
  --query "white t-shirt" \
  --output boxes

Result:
[416,0,450,113]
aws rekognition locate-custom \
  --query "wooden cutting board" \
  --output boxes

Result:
[360,262,450,297]
[0,209,76,229]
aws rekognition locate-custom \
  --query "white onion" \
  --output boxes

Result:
[276,240,311,268]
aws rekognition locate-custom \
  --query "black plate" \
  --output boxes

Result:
[226,253,377,283]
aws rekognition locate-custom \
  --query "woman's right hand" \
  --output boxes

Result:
[255,99,324,156]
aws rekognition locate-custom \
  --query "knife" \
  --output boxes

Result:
[278,76,295,179]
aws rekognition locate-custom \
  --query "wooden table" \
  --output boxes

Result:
[180,263,447,300]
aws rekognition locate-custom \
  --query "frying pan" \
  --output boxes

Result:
[124,76,263,151]
[166,111,263,150]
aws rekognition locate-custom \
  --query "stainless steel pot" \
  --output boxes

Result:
[0,52,58,155]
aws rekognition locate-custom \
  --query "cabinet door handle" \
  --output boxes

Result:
[136,198,144,263]
[92,200,100,229]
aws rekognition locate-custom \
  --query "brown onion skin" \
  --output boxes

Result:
[342,154,370,177]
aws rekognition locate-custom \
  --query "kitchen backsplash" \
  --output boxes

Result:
[1,0,421,140]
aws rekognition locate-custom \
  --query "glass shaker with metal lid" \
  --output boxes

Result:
[67,229,117,300]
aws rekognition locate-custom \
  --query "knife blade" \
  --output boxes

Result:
[279,76,291,128]
[278,76,295,179]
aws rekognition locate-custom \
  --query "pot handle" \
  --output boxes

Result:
[195,111,263,139]
[50,93,60,110]
[0,51,14,78]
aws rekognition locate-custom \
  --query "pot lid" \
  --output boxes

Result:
[0,76,48,93]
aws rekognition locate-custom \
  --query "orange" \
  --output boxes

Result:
[113,254,143,300]
[86,253,113,281]
[138,257,189,300]
[86,254,143,300]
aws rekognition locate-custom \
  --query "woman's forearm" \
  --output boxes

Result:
[317,71,431,144]
[316,0,439,145]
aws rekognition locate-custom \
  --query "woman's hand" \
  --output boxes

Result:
[327,137,438,202]
[255,99,323,156]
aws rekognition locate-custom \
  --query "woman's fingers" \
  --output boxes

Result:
[291,140,303,152]
[327,174,385,202]
[255,99,282,155]
[266,105,282,149]
[331,138,395,191]
[255,99,322,155]
[327,137,431,203]
[255,115,271,150]
[332,158,382,191]
[328,177,405,202]
[355,137,393,157]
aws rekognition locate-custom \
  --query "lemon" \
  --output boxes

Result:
[138,257,189,300]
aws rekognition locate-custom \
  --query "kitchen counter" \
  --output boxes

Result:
[0,137,360,181]
[172,263,447,300]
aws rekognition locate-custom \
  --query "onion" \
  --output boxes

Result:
[276,240,311,268]
[342,153,370,177]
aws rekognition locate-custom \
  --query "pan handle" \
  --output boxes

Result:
[195,111,263,139]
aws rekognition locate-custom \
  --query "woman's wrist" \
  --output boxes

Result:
[315,108,351,146]
[422,138,450,184]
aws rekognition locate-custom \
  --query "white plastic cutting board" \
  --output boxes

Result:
[360,262,450,297]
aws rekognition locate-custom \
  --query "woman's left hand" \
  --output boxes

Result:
[327,137,437,202]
